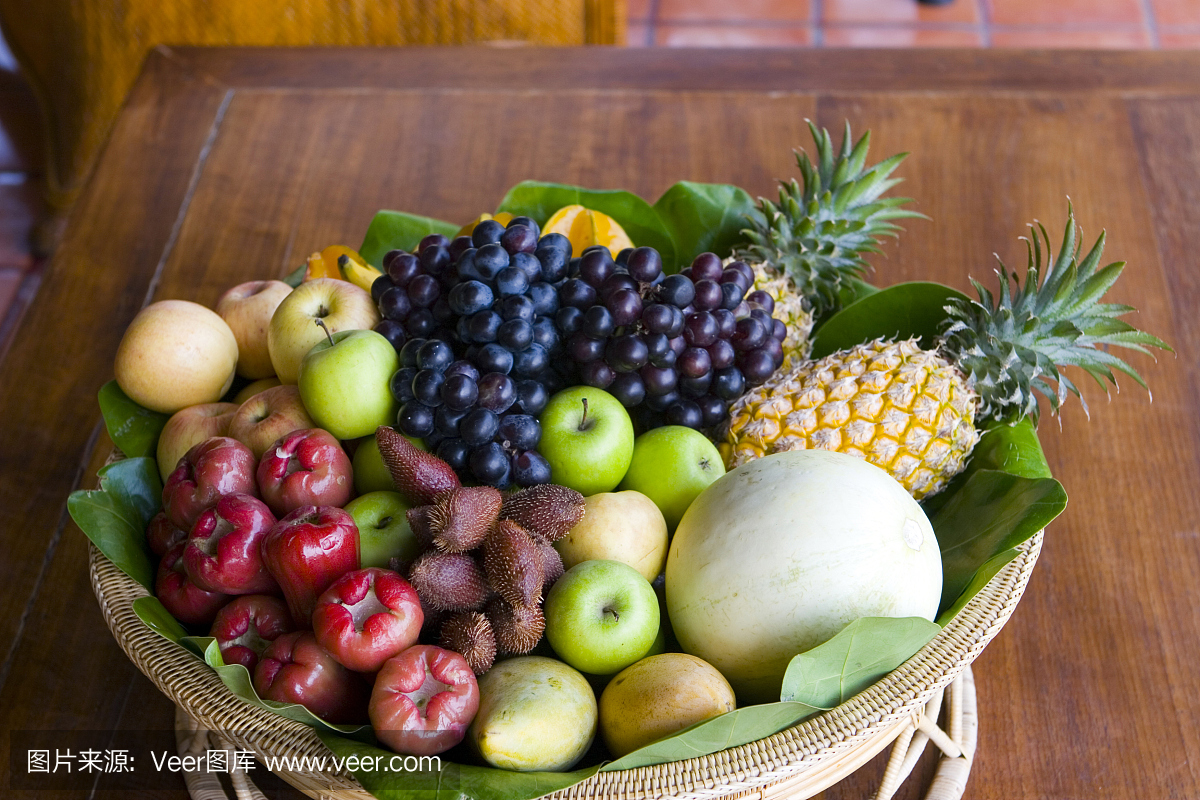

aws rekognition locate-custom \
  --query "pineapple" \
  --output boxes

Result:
[734,121,924,368]
[723,209,1170,499]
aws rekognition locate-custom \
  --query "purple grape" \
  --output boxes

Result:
[445,361,479,381]
[469,442,510,486]
[412,369,445,406]
[512,450,552,487]
[475,242,509,278]
[607,289,643,327]
[643,332,671,363]
[569,333,605,363]
[454,249,482,282]
[528,282,558,316]
[382,249,406,271]
[460,408,501,446]
[762,336,785,367]
[497,414,541,450]
[559,279,597,309]
[477,373,517,413]
[386,253,421,286]
[721,267,751,291]
[514,380,549,415]
[371,274,396,304]
[739,348,776,384]
[697,394,728,427]
[665,400,704,429]
[680,267,694,280]
[398,339,425,367]
[448,236,473,261]
[580,360,615,389]
[599,273,638,301]
[436,438,470,472]
[582,305,616,339]
[609,372,646,407]
[499,295,535,323]
[556,306,584,335]
[690,253,724,282]
[379,286,412,321]
[750,308,775,331]
[500,224,538,255]
[417,339,455,372]
[730,261,755,286]
[507,216,541,237]
[440,373,479,411]
[707,339,736,370]
[713,367,746,400]
[693,280,722,311]
[627,247,663,282]
[512,344,549,377]
[512,252,542,284]
[669,335,687,355]
[579,250,616,287]
[475,343,515,375]
[431,298,455,325]
[496,266,530,298]
[535,237,571,282]
[747,290,775,314]
[407,274,441,308]
[650,346,677,368]
[389,367,418,403]
[435,406,468,437]
[712,308,736,339]
[642,303,674,334]
[683,312,719,348]
[405,308,435,337]
[498,319,534,351]
[606,335,650,373]
[720,281,746,311]
[644,390,681,412]
[772,318,788,341]
[397,402,435,438]
[375,319,407,350]
[731,317,768,352]
[471,220,505,248]
[640,364,679,395]
[419,233,451,253]
[466,310,502,343]
[679,347,712,379]
[657,274,695,308]
[420,244,452,276]
[665,307,687,338]
[679,371,712,398]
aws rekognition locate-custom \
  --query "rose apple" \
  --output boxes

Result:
[233,376,282,405]
[261,505,360,623]
[298,329,400,441]
[370,645,479,756]
[256,428,353,517]
[267,278,380,384]
[618,426,725,531]
[156,402,239,482]
[216,280,293,379]
[146,511,187,557]
[184,493,279,594]
[155,541,230,626]
[312,568,423,673]
[228,385,316,460]
[537,388,634,496]
[114,300,239,414]
[544,560,659,675]
[253,631,370,723]
[555,491,668,582]
[344,491,420,570]
[162,436,258,530]
[210,594,294,670]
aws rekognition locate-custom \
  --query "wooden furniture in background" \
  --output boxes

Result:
[0,47,1197,799]
[0,0,625,212]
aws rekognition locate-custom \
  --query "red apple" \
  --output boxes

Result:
[156,403,239,482]
[228,385,316,460]
[184,493,279,595]
[162,437,258,530]
[217,280,293,379]
[369,645,479,756]
[261,505,360,624]
[256,428,353,517]
[312,568,423,673]
[146,511,187,558]
[155,541,231,626]
[210,594,294,671]
[253,631,370,723]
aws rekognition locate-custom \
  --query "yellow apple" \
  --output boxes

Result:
[156,402,238,481]
[216,280,293,379]
[554,491,668,582]
[232,376,282,405]
[114,300,239,414]
[227,384,316,459]
[267,278,380,384]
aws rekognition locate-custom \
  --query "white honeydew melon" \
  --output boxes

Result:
[665,450,942,704]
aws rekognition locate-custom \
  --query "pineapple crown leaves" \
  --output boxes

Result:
[939,205,1171,426]
[736,120,926,318]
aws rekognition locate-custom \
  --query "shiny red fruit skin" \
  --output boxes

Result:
[155,541,231,626]
[256,428,354,518]
[184,493,279,594]
[369,645,480,756]
[260,505,360,625]
[162,436,258,529]
[312,568,423,673]
[210,594,295,670]
[146,511,187,558]
[253,631,369,724]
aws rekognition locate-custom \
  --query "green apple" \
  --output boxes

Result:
[544,559,659,675]
[344,491,420,569]
[619,426,725,531]
[538,387,634,496]
[298,329,399,441]
[352,432,424,495]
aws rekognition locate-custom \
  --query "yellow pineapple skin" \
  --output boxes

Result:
[732,258,814,368]
[721,338,980,499]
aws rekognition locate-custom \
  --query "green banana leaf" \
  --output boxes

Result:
[69,456,161,590]
[808,281,970,358]
[360,212,461,268]
[97,380,170,459]
[651,181,756,266]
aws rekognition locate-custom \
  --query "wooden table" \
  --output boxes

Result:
[1,47,1198,799]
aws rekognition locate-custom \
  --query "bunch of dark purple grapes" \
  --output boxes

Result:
[368,219,572,489]
[557,249,787,431]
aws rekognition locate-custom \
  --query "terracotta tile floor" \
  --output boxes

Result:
[1,1,1197,346]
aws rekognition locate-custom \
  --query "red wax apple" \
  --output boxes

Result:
[162,436,258,529]
[156,541,231,626]
[312,568,423,673]
[210,594,294,670]
[253,631,369,724]
[369,645,479,756]
[184,493,278,595]
[146,511,187,558]
[256,428,353,517]
[260,505,360,624]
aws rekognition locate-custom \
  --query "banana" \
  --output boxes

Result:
[338,253,384,293]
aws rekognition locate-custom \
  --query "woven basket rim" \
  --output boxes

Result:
[88,448,1042,800]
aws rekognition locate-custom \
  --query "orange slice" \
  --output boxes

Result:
[457,212,515,239]
[543,205,634,258]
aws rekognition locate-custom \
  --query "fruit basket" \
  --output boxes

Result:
[73,123,1166,800]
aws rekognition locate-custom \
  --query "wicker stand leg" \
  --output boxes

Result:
[174,705,269,800]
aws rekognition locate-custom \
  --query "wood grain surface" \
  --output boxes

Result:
[1,47,1198,800]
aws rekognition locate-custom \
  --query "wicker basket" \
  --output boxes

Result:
[88,458,1041,800]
